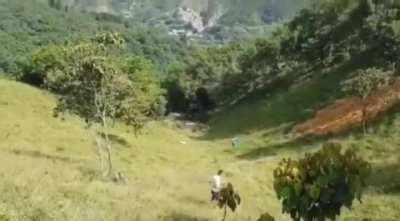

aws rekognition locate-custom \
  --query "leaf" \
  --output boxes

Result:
[309,185,321,200]
[234,193,241,205]
[320,188,333,203]
[218,199,225,209]
[227,197,237,212]
[294,183,303,196]
[316,175,331,187]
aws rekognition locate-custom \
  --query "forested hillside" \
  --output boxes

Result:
[167,0,400,116]
[0,0,189,74]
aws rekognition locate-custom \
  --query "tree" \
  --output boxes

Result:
[163,62,190,113]
[29,32,163,178]
[273,142,371,221]
[341,68,393,135]
[16,44,65,87]
[181,44,246,106]
[217,183,241,221]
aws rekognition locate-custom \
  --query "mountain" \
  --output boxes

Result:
[53,0,311,40]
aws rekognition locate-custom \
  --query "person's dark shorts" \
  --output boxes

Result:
[211,190,220,201]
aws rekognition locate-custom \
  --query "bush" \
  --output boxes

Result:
[16,45,65,87]
[257,212,275,221]
[218,183,241,221]
[273,142,371,221]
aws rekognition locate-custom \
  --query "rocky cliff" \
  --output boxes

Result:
[54,0,310,39]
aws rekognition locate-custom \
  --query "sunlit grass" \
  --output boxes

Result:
[0,79,399,220]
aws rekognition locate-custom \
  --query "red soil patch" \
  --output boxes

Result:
[294,80,400,136]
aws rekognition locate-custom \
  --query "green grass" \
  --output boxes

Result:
[0,78,400,220]
[0,79,281,220]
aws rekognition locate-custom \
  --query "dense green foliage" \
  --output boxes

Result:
[21,32,163,124]
[273,143,371,221]
[169,0,400,115]
[0,0,188,74]
[4,0,400,120]
[4,0,400,118]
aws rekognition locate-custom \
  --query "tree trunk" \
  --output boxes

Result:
[94,132,105,172]
[361,101,368,136]
[101,111,113,176]
[222,204,227,221]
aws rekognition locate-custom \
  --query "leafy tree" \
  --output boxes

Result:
[22,32,163,177]
[122,56,166,121]
[163,62,191,113]
[341,68,393,135]
[273,142,371,221]
[16,45,65,86]
[235,39,283,98]
[218,183,241,221]
[55,36,124,176]
[183,45,244,98]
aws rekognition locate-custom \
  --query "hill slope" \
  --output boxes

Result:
[1,74,400,220]
[0,79,280,220]
[204,64,400,220]
[0,0,187,73]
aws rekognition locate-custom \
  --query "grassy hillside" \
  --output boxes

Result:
[204,64,400,220]
[1,72,400,221]
[0,79,278,220]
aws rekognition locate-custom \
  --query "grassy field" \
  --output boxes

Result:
[0,79,399,221]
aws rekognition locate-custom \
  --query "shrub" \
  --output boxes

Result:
[16,45,65,86]
[273,142,371,221]
[218,183,241,221]
[257,212,275,221]
[341,68,393,135]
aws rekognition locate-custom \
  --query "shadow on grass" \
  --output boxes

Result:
[11,149,75,163]
[78,166,102,182]
[236,135,326,160]
[163,212,210,221]
[100,133,131,148]
[368,161,400,194]
[235,128,367,160]
[181,195,209,206]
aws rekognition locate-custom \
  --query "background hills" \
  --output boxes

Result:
[50,0,311,40]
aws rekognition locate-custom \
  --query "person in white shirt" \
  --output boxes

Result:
[210,170,223,201]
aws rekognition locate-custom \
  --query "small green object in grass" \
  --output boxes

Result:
[231,137,240,149]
